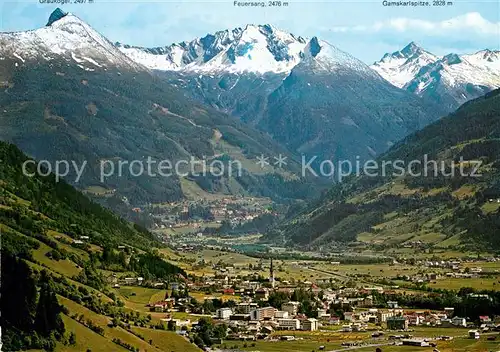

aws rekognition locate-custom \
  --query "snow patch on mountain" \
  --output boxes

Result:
[299,37,374,75]
[407,49,500,95]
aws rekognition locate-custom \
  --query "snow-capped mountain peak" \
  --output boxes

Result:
[0,8,143,71]
[371,41,438,88]
[371,42,500,110]
[117,24,309,74]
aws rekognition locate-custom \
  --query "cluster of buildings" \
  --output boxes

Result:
[149,197,272,229]
[214,302,320,336]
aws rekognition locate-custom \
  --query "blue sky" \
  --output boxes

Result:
[1,0,499,63]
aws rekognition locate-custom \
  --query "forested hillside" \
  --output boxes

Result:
[0,141,193,351]
[268,89,500,253]
[0,141,155,249]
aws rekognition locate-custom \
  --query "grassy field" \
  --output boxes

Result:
[58,295,159,351]
[221,329,499,352]
[312,262,433,279]
[110,286,165,314]
[117,286,165,304]
[482,201,500,214]
[110,286,215,323]
[356,337,500,352]
[56,315,125,352]
[32,242,83,277]
[131,327,200,352]
[219,339,339,352]
[429,277,500,290]
[463,261,500,272]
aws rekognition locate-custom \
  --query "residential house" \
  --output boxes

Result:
[302,318,319,331]
[255,287,269,300]
[317,309,329,319]
[329,317,340,325]
[451,316,467,327]
[387,301,399,309]
[469,330,480,339]
[479,316,492,324]
[344,312,355,322]
[274,311,289,319]
[377,310,395,323]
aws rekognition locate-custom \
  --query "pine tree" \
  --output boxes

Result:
[34,271,65,337]
[0,251,37,332]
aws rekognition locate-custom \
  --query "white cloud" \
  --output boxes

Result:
[330,12,500,36]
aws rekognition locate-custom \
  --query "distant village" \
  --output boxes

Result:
[138,196,274,232]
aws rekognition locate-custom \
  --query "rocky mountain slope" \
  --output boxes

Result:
[267,89,500,253]
[120,28,445,164]
[371,42,500,111]
[258,38,443,163]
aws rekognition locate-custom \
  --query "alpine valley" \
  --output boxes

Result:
[1,7,499,236]
[266,89,500,252]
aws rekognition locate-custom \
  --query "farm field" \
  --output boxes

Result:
[355,338,499,352]
[221,327,500,352]
[428,277,500,290]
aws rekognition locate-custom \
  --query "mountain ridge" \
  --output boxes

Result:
[116,23,307,74]
[371,42,500,110]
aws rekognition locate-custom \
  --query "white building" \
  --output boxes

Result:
[317,309,329,318]
[275,310,289,319]
[451,316,467,327]
[277,318,300,330]
[387,301,399,309]
[468,330,480,339]
[342,324,353,332]
[216,308,233,319]
[377,310,395,323]
[344,312,355,322]
[302,318,319,331]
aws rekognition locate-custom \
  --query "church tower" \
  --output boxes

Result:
[269,257,275,289]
